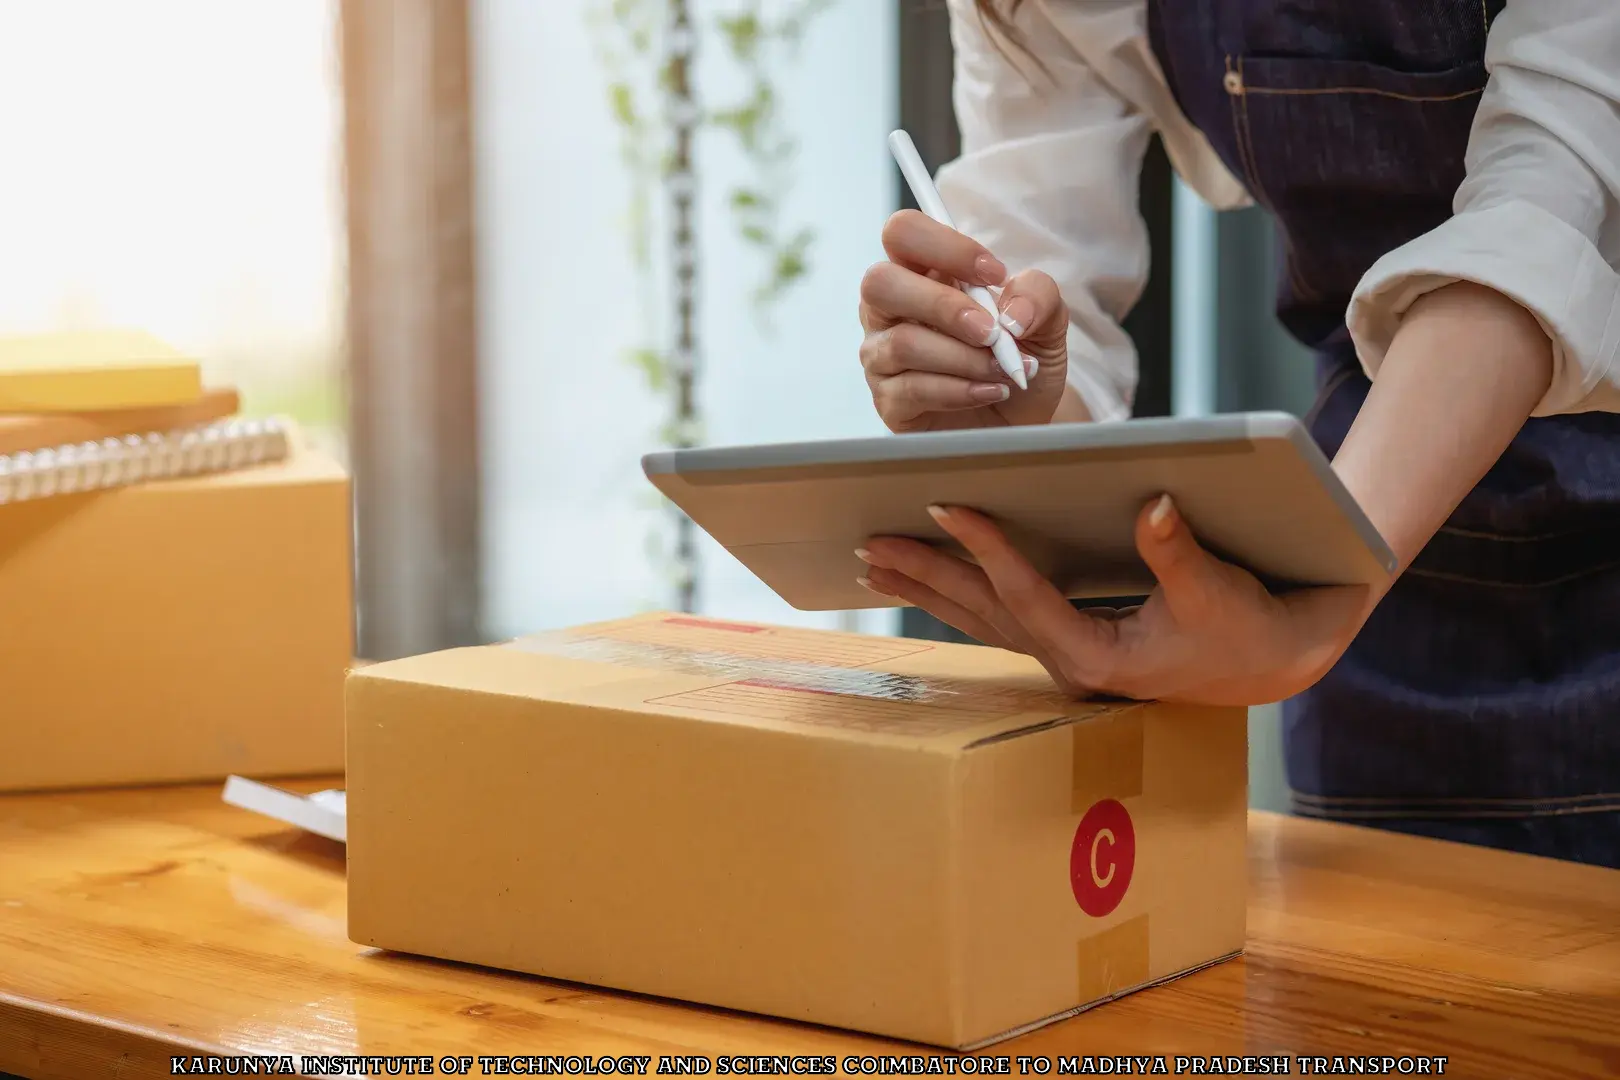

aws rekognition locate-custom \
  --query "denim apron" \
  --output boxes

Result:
[1148,0,1620,868]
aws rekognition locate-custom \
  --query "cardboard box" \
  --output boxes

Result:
[347,614,1247,1048]
[0,448,353,791]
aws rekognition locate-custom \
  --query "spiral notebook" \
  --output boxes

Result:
[0,415,293,507]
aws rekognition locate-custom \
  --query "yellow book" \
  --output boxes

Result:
[0,329,205,412]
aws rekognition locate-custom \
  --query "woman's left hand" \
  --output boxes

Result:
[856,498,1374,706]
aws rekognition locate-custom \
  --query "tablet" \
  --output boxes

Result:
[641,413,1396,612]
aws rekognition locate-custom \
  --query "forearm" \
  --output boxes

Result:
[1332,282,1554,584]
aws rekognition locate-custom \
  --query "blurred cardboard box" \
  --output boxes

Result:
[0,446,352,791]
[346,613,1246,1048]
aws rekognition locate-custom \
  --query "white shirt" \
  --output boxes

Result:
[934,0,1620,422]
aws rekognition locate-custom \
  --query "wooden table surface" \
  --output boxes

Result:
[1,780,1617,1080]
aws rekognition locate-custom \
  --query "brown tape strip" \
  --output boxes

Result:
[1071,707,1145,812]
[1076,914,1151,1004]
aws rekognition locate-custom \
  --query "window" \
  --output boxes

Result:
[0,0,347,458]
[473,0,900,637]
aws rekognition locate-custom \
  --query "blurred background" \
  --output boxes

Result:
[0,0,1317,812]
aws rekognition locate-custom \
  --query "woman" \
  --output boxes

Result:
[854,0,1620,867]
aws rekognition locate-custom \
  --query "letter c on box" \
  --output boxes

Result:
[1090,828,1116,888]
[1070,799,1134,917]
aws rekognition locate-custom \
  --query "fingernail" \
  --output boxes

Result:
[1148,494,1175,537]
[962,308,999,346]
[969,383,1010,403]
[854,548,873,563]
[857,576,891,595]
[926,504,951,525]
[1022,353,1039,379]
[974,254,1007,286]
[998,296,1034,338]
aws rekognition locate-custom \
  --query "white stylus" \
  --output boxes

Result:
[887,129,1027,391]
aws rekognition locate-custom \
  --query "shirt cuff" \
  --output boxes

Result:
[1347,200,1620,417]
[1064,323,1134,422]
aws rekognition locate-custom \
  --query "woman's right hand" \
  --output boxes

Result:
[859,209,1071,433]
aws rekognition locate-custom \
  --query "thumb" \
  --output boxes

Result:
[994,269,1068,358]
[1135,495,1221,623]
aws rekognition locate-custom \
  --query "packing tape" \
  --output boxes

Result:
[1076,913,1151,1003]
[507,629,941,702]
[1072,707,1145,813]
[506,622,1088,714]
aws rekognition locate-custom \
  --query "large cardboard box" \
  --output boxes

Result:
[346,614,1247,1048]
[0,448,353,791]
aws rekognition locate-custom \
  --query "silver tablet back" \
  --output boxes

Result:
[644,414,1394,611]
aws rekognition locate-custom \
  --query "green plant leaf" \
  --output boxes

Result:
[769,229,814,285]
[749,82,776,120]
[716,12,761,60]
[625,347,668,392]
[710,104,761,147]
[607,82,636,127]
[657,416,705,448]
[775,250,808,285]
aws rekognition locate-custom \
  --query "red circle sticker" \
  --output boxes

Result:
[1070,799,1135,917]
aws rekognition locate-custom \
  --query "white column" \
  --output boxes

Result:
[1170,177,1219,418]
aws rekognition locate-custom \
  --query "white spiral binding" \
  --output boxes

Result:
[0,417,291,507]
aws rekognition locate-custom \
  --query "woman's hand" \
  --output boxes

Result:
[859,210,1071,432]
[855,498,1372,707]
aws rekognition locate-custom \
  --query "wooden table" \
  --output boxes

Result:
[2,781,1617,1080]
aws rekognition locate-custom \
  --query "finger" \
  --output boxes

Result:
[860,321,1030,383]
[858,567,1021,652]
[870,371,1014,426]
[864,561,1102,699]
[859,536,1057,664]
[860,538,1025,643]
[1134,495,1220,623]
[994,269,1069,353]
[856,269,971,334]
[860,260,1003,349]
[881,209,1006,287]
[926,504,1120,689]
[859,537,1004,624]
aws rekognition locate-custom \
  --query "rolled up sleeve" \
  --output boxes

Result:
[935,0,1155,422]
[1347,0,1620,416]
